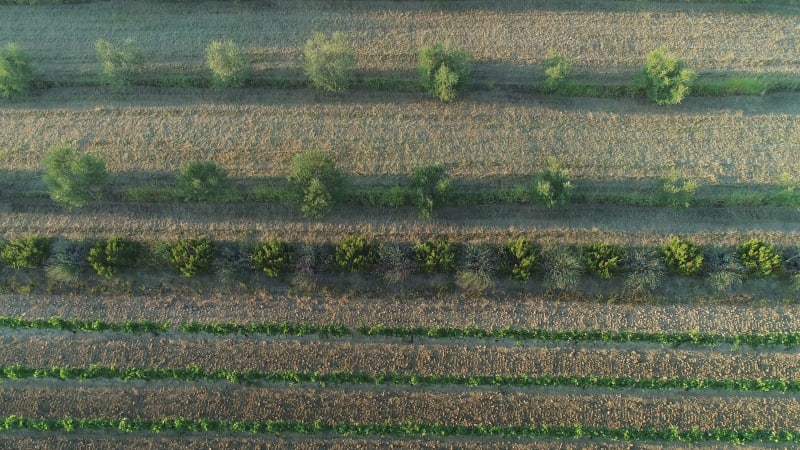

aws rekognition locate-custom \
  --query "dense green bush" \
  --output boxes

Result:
[206,40,250,89]
[581,243,623,279]
[663,237,704,275]
[661,170,698,208]
[418,41,472,101]
[300,178,332,219]
[170,237,214,278]
[177,160,229,202]
[42,145,109,209]
[534,157,573,207]
[631,47,695,105]
[736,239,782,277]
[95,39,144,88]
[413,238,456,274]
[335,235,376,272]
[251,240,294,277]
[0,42,33,98]
[1,236,50,269]
[87,237,138,278]
[542,51,571,94]
[411,164,451,218]
[289,151,344,218]
[303,32,355,93]
[505,238,539,282]
[544,245,582,291]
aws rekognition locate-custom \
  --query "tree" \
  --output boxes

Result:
[418,41,472,101]
[542,51,571,94]
[411,164,451,218]
[95,39,144,88]
[289,150,344,218]
[206,40,251,89]
[632,47,695,105]
[0,42,33,98]
[534,157,573,207]
[177,160,229,201]
[43,145,109,209]
[303,32,355,93]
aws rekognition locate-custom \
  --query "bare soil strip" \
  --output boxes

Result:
[1,381,798,431]
[1,333,797,381]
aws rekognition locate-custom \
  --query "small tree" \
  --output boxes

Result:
[661,170,698,209]
[411,164,451,219]
[414,238,456,274]
[43,145,109,209]
[289,150,344,218]
[251,239,294,277]
[170,237,214,278]
[0,42,33,98]
[581,243,623,279]
[335,235,376,273]
[303,32,355,93]
[177,160,229,202]
[418,41,472,101]
[632,47,695,105]
[206,40,251,89]
[1,236,50,269]
[542,51,571,94]
[95,39,144,88]
[663,237,704,275]
[505,238,540,282]
[87,236,138,278]
[736,239,783,277]
[535,157,573,207]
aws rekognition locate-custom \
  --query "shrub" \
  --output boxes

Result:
[661,170,698,208]
[170,237,214,278]
[411,164,451,219]
[505,238,539,282]
[1,236,50,268]
[456,244,500,293]
[87,237,138,278]
[46,239,90,283]
[289,151,344,218]
[0,42,33,98]
[542,51,571,94]
[414,238,456,274]
[736,239,783,277]
[544,245,582,291]
[631,47,695,105]
[303,32,355,93]
[534,157,573,207]
[251,240,294,277]
[663,237,704,275]
[206,40,250,89]
[177,160,229,202]
[335,235,376,273]
[706,251,744,294]
[42,145,109,209]
[581,243,623,279]
[95,39,144,88]
[378,243,414,284]
[291,244,320,292]
[624,249,665,296]
[300,178,332,219]
[418,41,472,101]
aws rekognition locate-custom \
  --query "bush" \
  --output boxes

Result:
[170,237,214,278]
[581,243,623,279]
[289,151,344,218]
[87,237,139,278]
[335,235,376,273]
[661,170,698,208]
[418,41,472,101]
[414,238,456,274]
[95,39,144,88]
[303,32,355,93]
[631,47,695,105]
[411,164,451,219]
[1,236,50,268]
[206,40,251,89]
[544,245,582,292]
[736,239,783,277]
[46,239,91,284]
[505,238,539,282]
[662,237,704,275]
[0,42,33,98]
[42,145,109,209]
[542,51,571,94]
[456,244,500,293]
[624,249,665,296]
[177,160,229,202]
[300,178,332,219]
[535,157,573,207]
[251,239,294,277]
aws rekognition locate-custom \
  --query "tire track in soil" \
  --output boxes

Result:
[1,382,798,431]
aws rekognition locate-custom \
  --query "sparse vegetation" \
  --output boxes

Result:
[206,40,250,89]
[418,41,472,101]
[661,170,698,208]
[535,157,573,207]
[0,42,33,98]
[95,39,144,88]
[303,32,355,93]
[542,51,571,94]
[410,164,451,219]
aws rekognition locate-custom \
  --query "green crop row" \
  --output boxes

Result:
[1,315,797,348]
[0,416,798,444]
[2,364,799,393]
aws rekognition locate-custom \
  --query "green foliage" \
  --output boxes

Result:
[581,243,623,279]
[418,41,472,101]
[95,39,144,88]
[87,237,138,278]
[303,32,355,93]
[177,160,229,202]
[505,238,539,282]
[335,235,376,272]
[631,47,695,105]
[661,170,698,208]
[736,239,783,277]
[413,238,456,274]
[42,145,109,209]
[663,237,704,275]
[289,151,344,199]
[542,50,571,94]
[0,42,33,98]
[410,164,451,218]
[300,178,332,219]
[1,236,50,269]
[205,40,250,89]
[534,157,573,207]
[170,237,213,277]
[251,240,294,277]
[544,245,582,291]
